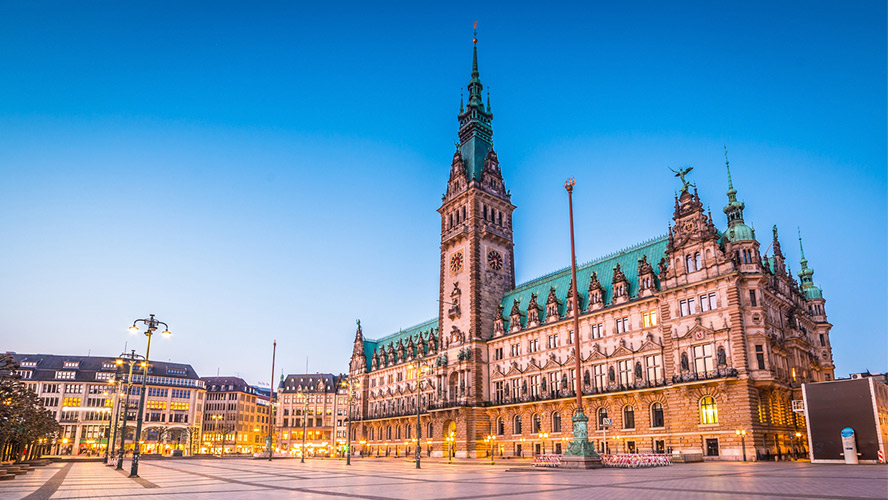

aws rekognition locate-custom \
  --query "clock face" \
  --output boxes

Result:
[684,221,694,232]
[487,249,503,271]
[450,251,464,274]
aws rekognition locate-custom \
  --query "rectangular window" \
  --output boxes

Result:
[590,324,604,339]
[494,347,504,360]
[510,344,520,357]
[749,290,757,307]
[568,330,575,344]
[642,311,658,328]
[494,381,503,402]
[529,375,540,397]
[55,371,76,380]
[528,339,539,353]
[645,355,662,383]
[618,360,631,386]
[593,365,606,389]
[688,298,696,315]
[819,334,825,347]
[680,300,688,317]
[547,334,559,349]
[615,317,629,334]
[693,344,713,373]
[700,293,718,312]
[755,345,766,370]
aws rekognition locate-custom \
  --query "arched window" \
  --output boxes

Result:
[700,396,718,424]
[531,413,541,433]
[597,408,609,430]
[513,415,522,434]
[369,428,375,441]
[496,417,505,435]
[623,406,635,429]
[552,412,562,433]
[406,425,411,440]
[651,402,665,428]
[694,252,702,270]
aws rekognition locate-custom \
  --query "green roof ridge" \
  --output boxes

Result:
[510,234,668,294]
[368,317,438,344]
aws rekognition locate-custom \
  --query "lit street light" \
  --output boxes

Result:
[736,429,747,462]
[408,361,431,469]
[340,376,360,466]
[127,314,171,478]
[115,351,144,471]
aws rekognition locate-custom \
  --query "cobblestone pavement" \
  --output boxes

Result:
[2,459,886,500]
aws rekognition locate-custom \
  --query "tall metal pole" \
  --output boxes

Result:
[414,365,424,469]
[130,332,152,477]
[267,340,276,461]
[567,179,583,412]
[301,396,308,463]
[563,178,599,463]
[116,356,136,470]
[129,314,170,478]
[105,380,120,465]
[345,378,354,466]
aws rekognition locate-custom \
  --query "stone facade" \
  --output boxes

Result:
[348,42,835,461]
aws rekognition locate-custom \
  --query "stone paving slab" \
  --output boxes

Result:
[0,458,885,500]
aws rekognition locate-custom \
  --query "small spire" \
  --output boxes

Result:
[798,227,807,260]
[487,88,491,112]
[725,145,737,200]
[460,91,464,113]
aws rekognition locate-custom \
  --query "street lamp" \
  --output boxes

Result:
[563,178,599,464]
[736,429,747,462]
[128,314,171,478]
[340,376,360,465]
[538,432,549,455]
[484,435,496,464]
[115,351,144,471]
[211,415,223,456]
[297,392,308,463]
[103,377,122,465]
[519,437,526,458]
[445,432,455,464]
[408,361,431,469]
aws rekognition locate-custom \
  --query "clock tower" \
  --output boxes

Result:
[437,35,515,414]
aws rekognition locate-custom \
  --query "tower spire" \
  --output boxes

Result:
[796,228,822,298]
[455,20,494,183]
[722,146,754,241]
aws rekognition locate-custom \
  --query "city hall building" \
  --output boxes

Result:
[347,41,836,461]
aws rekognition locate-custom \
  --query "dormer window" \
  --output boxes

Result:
[63,361,80,369]
[21,360,37,368]
[101,361,117,370]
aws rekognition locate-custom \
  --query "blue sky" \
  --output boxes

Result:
[0,1,885,385]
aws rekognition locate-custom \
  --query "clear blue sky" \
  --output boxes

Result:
[1,1,885,386]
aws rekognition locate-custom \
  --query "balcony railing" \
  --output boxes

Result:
[671,368,738,384]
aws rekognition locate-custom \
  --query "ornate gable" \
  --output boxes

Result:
[526,292,542,328]
[545,286,561,323]
[587,271,605,311]
[612,263,629,304]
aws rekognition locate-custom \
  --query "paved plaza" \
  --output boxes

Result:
[2,458,887,500]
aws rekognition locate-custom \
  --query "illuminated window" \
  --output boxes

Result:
[62,397,81,407]
[642,311,658,328]
[699,396,718,424]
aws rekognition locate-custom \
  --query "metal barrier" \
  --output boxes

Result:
[532,454,562,468]
[600,453,672,468]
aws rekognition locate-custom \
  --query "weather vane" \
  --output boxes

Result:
[669,166,695,194]
[473,20,478,44]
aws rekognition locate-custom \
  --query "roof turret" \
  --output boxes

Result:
[797,228,823,299]
[722,146,755,242]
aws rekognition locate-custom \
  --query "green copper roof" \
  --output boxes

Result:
[457,40,493,182]
[797,229,822,299]
[499,235,668,332]
[362,317,438,370]
[724,223,756,242]
[722,147,754,241]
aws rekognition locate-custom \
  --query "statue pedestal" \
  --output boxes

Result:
[561,410,603,469]
[561,455,603,469]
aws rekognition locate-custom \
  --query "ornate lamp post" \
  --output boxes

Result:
[102,377,121,464]
[267,340,276,461]
[445,433,455,463]
[127,314,171,478]
[115,351,143,470]
[408,362,431,469]
[562,178,602,469]
[538,432,549,455]
[485,435,496,464]
[736,429,747,462]
[340,376,360,465]
[297,392,309,463]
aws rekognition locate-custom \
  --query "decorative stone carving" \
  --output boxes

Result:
[526,293,542,327]
[587,272,605,311]
[545,286,561,323]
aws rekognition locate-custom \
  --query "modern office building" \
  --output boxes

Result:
[11,352,205,456]
[200,376,272,454]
